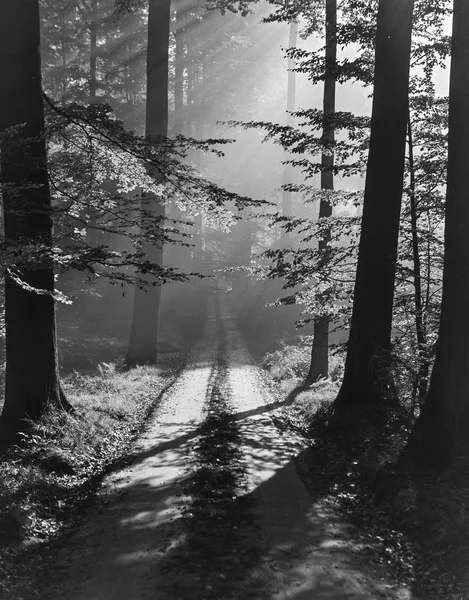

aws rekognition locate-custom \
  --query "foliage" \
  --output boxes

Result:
[279,386,469,599]
[267,364,469,599]
[0,357,183,599]
[0,97,265,300]
[228,0,453,413]
[261,336,344,383]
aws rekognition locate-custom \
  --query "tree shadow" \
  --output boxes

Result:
[36,300,412,599]
[38,393,411,600]
[121,384,307,470]
[291,408,425,597]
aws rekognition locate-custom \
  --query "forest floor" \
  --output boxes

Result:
[34,297,414,600]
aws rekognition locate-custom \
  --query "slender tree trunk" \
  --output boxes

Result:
[169,0,187,268]
[125,0,170,366]
[407,112,429,402]
[307,0,336,383]
[333,0,414,410]
[280,21,298,246]
[89,0,98,99]
[192,117,203,266]
[174,0,185,136]
[407,0,469,468]
[187,37,204,267]
[60,7,68,100]
[0,0,66,446]
[87,0,100,248]
[122,17,142,134]
[193,213,203,267]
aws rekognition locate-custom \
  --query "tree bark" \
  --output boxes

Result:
[407,0,469,468]
[0,0,65,445]
[333,0,414,410]
[280,21,298,246]
[407,112,429,402]
[125,0,170,366]
[307,0,336,383]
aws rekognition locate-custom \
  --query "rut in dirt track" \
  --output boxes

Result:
[43,299,410,600]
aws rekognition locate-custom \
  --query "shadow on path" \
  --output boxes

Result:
[40,305,412,600]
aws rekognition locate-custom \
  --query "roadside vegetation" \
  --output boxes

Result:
[261,340,469,600]
[0,279,206,600]
[1,0,469,597]
[0,357,184,600]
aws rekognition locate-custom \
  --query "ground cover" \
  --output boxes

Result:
[0,354,185,600]
[261,341,469,600]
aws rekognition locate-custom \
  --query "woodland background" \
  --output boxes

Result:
[1,0,469,598]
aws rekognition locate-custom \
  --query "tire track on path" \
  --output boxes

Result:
[154,301,263,599]
[43,299,412,600]
[46,312,219,600]
[220,304,412,600]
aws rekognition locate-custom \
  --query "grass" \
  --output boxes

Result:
[0,277,208,598]
[259,340,469,600]
[0,356,184,600]
[259,336,342,430]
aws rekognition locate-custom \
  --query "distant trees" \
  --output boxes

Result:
[333,0,415,410]
[280,20,298,247]
[0,0,264,447]
[307,0,336,383]
[407,0,469,468]
[0,0,67,444]
[125,0,172,366]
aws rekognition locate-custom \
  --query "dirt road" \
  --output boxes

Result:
[45,299,410,600]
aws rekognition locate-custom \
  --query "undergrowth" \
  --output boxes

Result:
[0,357,183,600]
[261,340,469,600]
[260,335,343,392]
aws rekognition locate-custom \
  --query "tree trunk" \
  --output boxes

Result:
[87,0,100,248]
[0,0,65,445]
[174,0,185,136]
[187,43,204,268]
[168,0,187,269]
[280,21,298,246]
[333,0,414,410]
[125,0,170,367]
[307,0,336,383]
[89,0,98,99]
[407,111,429,402]
[407,0,469,468]
[59,6,68,100]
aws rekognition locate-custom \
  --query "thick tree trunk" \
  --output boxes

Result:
[125,0,170,366]
[307,0,336,383]
[407,0,469,468]
[0,0,65,445]
[280,21,298,246]
[334,0,414,410]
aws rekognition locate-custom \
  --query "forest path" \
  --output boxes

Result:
[45,297,410,600]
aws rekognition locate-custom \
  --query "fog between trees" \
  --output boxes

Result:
[0,0,464,470]
[5,2,469,598]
